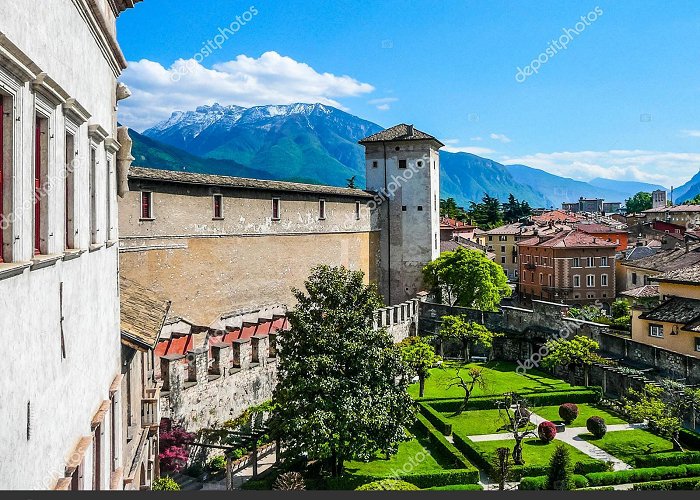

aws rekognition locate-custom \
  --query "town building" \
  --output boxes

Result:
[361,124,442,304]
[652,189,668,209]
[561,198,622,215]
[616,242,700,293]
[641,205,700,226]
[517,229,618,310]
[440,217,475,241]
[631,262,700,358]
[0,0,141,490]
[575,223,629,251]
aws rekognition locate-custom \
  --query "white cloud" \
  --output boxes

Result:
[470,136,483,141]
[444,146,496,155]
[681,130,700,138]
[490,133,511,143]
[119,51,375,131]
[368,97,398,111]
[500,149,700,188]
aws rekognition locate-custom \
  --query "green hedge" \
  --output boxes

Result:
[425,483,484,491]
[414,413,476,472]
[518,474,589,490]
[418,402,452,435]
[452,433,491,472]
[586,464,700,487]
[635,451,700,468]
[327,469,480,490]
[424,388,602,413]
[632,477,700,490]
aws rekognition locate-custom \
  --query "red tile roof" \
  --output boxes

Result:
[518,229,619,248]
[576,223,628,234]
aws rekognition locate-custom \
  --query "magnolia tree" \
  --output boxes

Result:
[439,315,500,361]
[271,266,414,476]
[541,335,602,386]
[399,336,441,397]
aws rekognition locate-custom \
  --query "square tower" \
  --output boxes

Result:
[359,124,443,305]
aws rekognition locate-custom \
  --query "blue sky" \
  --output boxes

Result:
[117,0,700,187]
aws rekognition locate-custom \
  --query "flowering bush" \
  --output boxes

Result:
[538,421,557,443]
[559,403,579,424]
[151,476,180,491]
[159,426,195,473]
[587,416,607,439]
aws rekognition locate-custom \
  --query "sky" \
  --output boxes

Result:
[117,0,700,188]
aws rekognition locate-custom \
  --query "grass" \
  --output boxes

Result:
[535,404,628,427]
[474,438,596,468]
[441,409,512,436]
[408,361,579,400]
[344,431,455,477]
[579,429,675,464]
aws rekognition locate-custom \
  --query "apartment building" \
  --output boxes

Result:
[517,230,618,310]
[0,0,142,490]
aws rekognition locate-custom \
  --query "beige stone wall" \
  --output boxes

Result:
[120,231,377,325]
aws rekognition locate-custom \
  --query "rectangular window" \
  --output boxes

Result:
[34,115,48,255]
[632,272,638,285]
[649,324,664,338]
[0,97,6,262]
[140,191,152,219]
[601,256,608,266]
[601,274,608,286]
[587,275,595,287]
[272,197,280,220]
[434,233,438,250]
[573,257,580,268]
[401,205,407,211]
[105,158,112,242]
[213,194,223,219]
[573,275,581,287]
[501,256,506,264]
[586,257,594,267]
[417,205,423,211]
[318,199,326,220]
[500,245,506,253]
[65,132,76,250]
[355,201,361,220]
[372,160,378,168]
[398,159,407,169]
[89,147,97,243]
[499,235,507,241]
[434,194,437,212]
[548,274,553,287]
[539,273,543,284]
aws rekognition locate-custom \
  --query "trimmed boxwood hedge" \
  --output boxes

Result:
[418,402,452,435]
[414,413,476,472]
[680,428,700,449]
[425,483,484,491]
[518,474,589,490]
[585,464,700,487]
[326,469,480,490]
[424,387,602,414]
[635,451,700,468]
[632,477,700,491]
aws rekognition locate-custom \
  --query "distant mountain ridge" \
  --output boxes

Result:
[133,102,671,208]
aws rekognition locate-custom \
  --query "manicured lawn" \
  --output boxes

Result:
[474,438,596,468]
[441,409,513,436]
[579,429,675,463]
[408,361,579,400]
[344,432,455,477]
[535,404,628,427]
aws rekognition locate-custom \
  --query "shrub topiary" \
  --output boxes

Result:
[356,479,420,491]
[559,403,579,424]
[586,416,607,439]
[538,421,558,443]
[152,476,180,491]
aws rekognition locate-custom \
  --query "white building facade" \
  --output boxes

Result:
[0,0,141,490]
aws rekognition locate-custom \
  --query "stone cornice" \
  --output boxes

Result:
[89,124,109,143]
[105,137,122,153]
[0,32,41,82]
[63,98,92,125]
[71,0,128,76]
[32,73,69,107]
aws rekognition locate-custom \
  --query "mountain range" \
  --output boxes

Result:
[130,103,670,209]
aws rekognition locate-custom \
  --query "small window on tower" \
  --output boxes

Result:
[417,161,423,167]
[417,206,423,211]
[355,201,361,220]
[318,199,326,220]
[213,194,223,219]
[401,206,407,211]
[372,160,378,168]
[272,197,281,220]
[398,159,407,169]
[140,192,153,219]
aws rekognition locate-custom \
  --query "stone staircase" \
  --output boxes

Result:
[168,472,203,491]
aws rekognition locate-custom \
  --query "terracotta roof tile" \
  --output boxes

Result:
[518,229,618,248]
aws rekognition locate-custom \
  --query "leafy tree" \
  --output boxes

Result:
[469,194,504,228]
[346,175,357,189]
[611,299,630,319]
[547,444,574,490]
[623,381,700,451]
[503,194,533,223]
[540,335,602,386]
[625,191,653,213]
[398,336,441,397]
[439,315,500,360]
[423,247,511,309]
[684,193,700,205]
[448,366,487,415]
[440,197,469,221]
[497,394,536,465]
[271,266,414,476]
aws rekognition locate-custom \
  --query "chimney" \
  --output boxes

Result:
[406,124,414,136]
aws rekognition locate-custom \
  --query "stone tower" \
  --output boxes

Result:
[359,124,443,305]
[652,189,667,209]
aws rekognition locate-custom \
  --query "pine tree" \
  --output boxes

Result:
[547,443,574,490]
